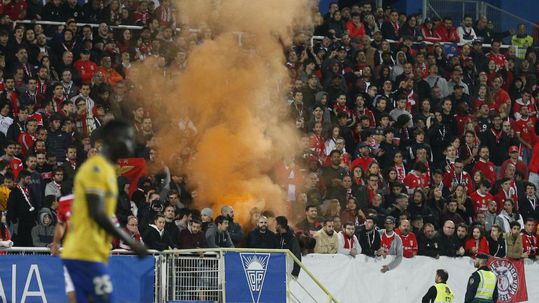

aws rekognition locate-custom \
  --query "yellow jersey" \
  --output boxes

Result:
[0,185,11,211]
[62,154,118,263]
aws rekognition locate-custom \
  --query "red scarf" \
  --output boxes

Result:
[343,234,355,249]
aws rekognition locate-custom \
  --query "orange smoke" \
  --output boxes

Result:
[130,0,315,226]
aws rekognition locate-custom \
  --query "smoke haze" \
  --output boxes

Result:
[130,0,315,225]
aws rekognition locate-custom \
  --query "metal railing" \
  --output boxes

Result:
[158,248,339,303]
[423,0,539,33]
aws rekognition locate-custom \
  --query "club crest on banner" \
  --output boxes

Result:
[489,259,519,302]
[240,253,270,303]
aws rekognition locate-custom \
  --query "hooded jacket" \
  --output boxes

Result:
[31,208,54,247]
[205,222,234,248]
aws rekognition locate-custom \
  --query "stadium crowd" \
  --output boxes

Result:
[0,0,539,272]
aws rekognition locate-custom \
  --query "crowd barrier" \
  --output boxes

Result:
[294,254,539,303]
[0,248,337,303]
[11,248,539,303]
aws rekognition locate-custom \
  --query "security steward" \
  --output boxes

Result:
[464,253,498,303]
[422,269,455,303]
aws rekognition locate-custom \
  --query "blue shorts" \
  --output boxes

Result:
[62,259,115,303]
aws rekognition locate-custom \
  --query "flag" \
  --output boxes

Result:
[488,257,528,303]
[117,158,148,197]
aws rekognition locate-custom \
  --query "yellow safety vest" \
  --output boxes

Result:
[434,283,455,303]
[475,270,496,300]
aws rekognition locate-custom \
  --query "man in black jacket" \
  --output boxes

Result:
[356,216,381,257]
[46,114,69,162]
[519,182,539,221]
[220,205,244,246]
[417,223,439,258]
[276,216,301,277]
[436,220,465,257]
[7,170,37,246]
[246,216,278,249]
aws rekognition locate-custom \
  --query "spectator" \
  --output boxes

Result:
[296,204,322,236]
[0,171,14,212]
[175,208,191,232]
[337,222,361,257]
[116,216,143,250]
[470,179,494,217]
[162,205,179,248]
[497,199,524,233]
[30,208,54,247]
[506,221,525,259]
[74,50,98,85]
[484,200,502,232]
[437,220,465,257]
[276,216,301,277]
[519,182,539,221]
[205,215,234,248]
[61,145,78,182]
[219,206,241,245]
[115,176,132,227]
[394,219,418,258]
[179,219,207,249]
[487,224,506,257]
[246,216,278,249]
[0,211,13,251]
[142,213,175,251]
[6,170,36,246]
[345,13,365,39]
[521,218,538,260]
[97,55,123,86]
[435,17,460,43]
[379,216,403,273]
[200,207,213,231]
[44,168,64,199]
[464,226,490,258]
[387,193,409,219]
[313,219,338,254]
[421,18,442,43]
[441,200,465,226]
[457,15,477,44]
[356,216,382,257]
[494,177,518,212]
[418,223,439,258]
[381,10,400,41]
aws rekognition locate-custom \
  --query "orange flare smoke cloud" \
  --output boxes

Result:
[130,0,315,226]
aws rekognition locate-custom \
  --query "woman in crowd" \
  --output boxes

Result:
[464,225,490,258]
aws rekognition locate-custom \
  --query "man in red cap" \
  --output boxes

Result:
[500,145,528,179]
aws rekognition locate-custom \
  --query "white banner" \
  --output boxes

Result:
[293,254,539,303]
